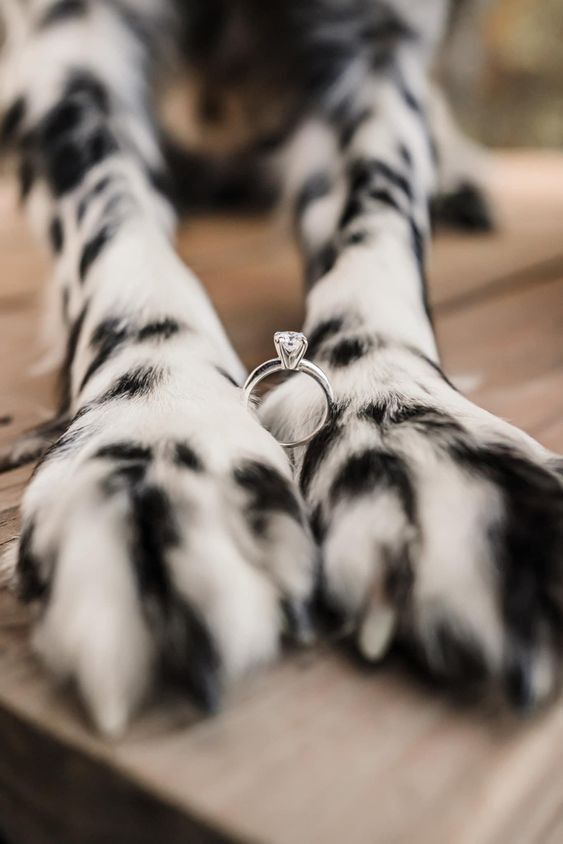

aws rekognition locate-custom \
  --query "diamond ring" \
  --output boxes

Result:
[243,331,335,449]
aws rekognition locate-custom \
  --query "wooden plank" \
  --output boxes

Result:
[0,152,563,844]
[438,273,563,439]
[0,703,241,844]
[2,589,563,844]
[430,151,563,307]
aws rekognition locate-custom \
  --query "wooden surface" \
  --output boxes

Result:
[1,152,563,844]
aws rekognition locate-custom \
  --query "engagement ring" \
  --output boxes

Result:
[243,331,335,449]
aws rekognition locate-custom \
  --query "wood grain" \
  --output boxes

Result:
[1,152,563,844]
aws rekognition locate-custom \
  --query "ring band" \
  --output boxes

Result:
[243,331,335,449]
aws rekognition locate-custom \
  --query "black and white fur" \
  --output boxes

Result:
[0,0,562,735]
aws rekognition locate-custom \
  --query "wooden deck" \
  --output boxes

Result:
[1,152,563,844]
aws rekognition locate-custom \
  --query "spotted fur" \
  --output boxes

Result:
[0,0,560,734]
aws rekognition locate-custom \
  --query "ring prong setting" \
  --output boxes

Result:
[274,331,308,370]
[244,331,334,449]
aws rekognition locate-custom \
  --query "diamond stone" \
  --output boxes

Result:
[274,331,308,370]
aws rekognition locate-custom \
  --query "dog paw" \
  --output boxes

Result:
[16,366,315,734]
[262,334,563,709]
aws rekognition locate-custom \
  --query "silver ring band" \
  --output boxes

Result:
[243,332,335,449]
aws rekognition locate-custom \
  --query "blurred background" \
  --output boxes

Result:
[445,0,563,147]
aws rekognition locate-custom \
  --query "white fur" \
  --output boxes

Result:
[32,469,155,735]
[3,0,561,732]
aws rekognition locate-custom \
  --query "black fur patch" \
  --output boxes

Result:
[80,316,182,392]
[43,97,82,139]
[33,411,94,472]
[349,158,412,202]
[59,303,88,413]
[125,479,221,711]
[166,599,223,713]
[87,319,120,353]
[234,460,302,535]
[310,503,326,543]
[281,595,314,643]
[306,241,338,287]
[328,336,370,367]
[0,97,26,147]
[36,71,115,196]
[47,124,117,197]
[18,156,36,201]
[505,643,536,711]
[137,318,181,342]
[398,80,437,165]
[338,196,364,230]
[39,0,88,29]
[49,216,64,254]
[409,216,433,322]
[369,188,403,214]
[17,522,48,602]
[79,223,115,281]
[102,365,164,401]
[336,156,420,280]
[387,402,435,424]
[384,545,414,608]
[103,459,147,489]
[307,317,345,358]
[96,441,152,462]
[359,400,388,426]
[388,402,447,427]
[449,440,563,707]
[342,230,370,247]
[339,107,372,150]
[419,621,489,689]
[80,317,129,391]
[399,144,412,168]
[129,484,179,601]
[432,183,494,233]
[146,166,172,200]
[397,405,463,435]
[299,402,347,496]
[173,442,203,471]
[295,171,332,219]
[409,217,425,273]
[360,399,464,438]
[400,84,423,116]
[330,448,415,521]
